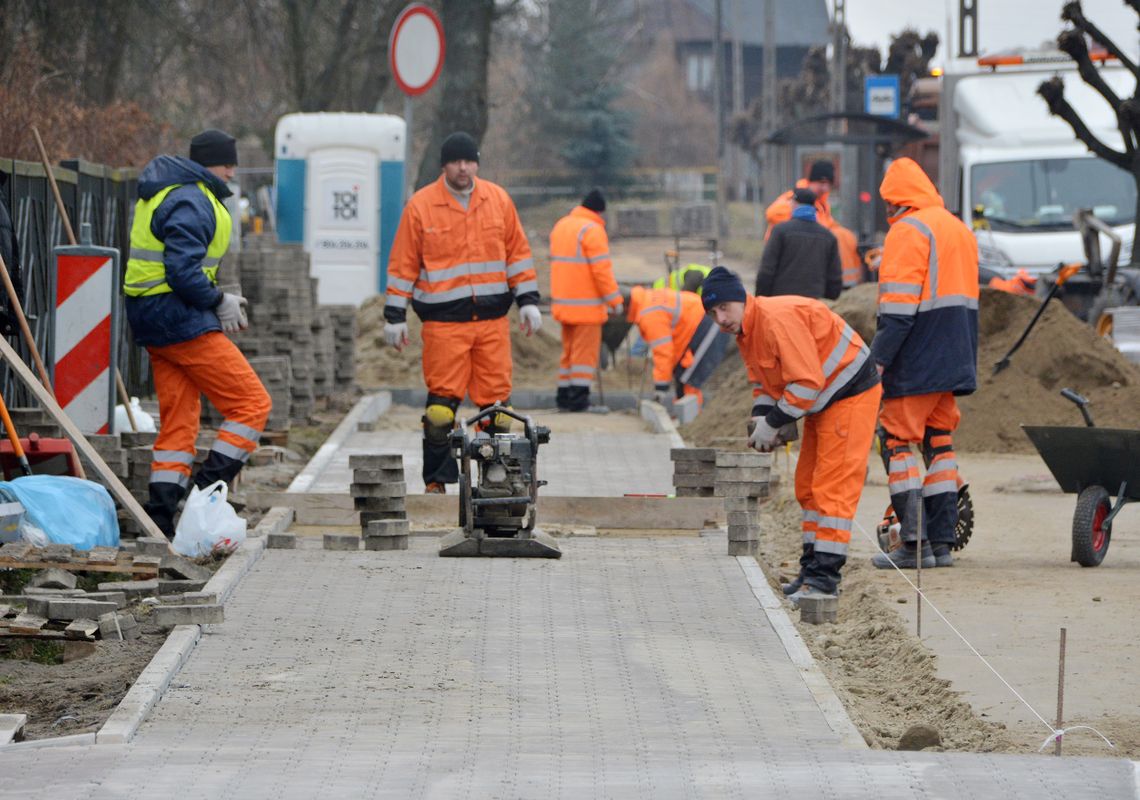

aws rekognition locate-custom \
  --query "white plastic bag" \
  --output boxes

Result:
[173,481,247,558]
[113,397,157,433]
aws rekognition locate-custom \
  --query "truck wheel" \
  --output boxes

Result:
[953,485,974,551]
[1072,485,1111,567]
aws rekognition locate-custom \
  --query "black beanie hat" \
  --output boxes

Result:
[189,129,238,167]
[701,266,747,311]
[582,188,606,213]
[808,159,835,183]
[793,187,817,205]
[440,132,480,166]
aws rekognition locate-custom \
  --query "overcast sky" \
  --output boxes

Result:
[844,0,1140,65]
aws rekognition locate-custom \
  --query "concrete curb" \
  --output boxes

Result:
[287,392,391,493]
[735,556,867,750]
[1,732,96,751]
[639,399,685,449]
[251,506,295,538]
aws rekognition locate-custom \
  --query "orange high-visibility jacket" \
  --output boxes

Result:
[384,176,538,324]
[737,294,876,428]
[550,206,621,324]
[627,286,705,384]
[766,181,863,286]
[872,157,978,399]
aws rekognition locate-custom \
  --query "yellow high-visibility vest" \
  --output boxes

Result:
[653,263,711,295]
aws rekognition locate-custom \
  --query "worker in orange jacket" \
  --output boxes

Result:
[550,189,623,412]
[871,157,978,569]
[625,285,729,412]
[703,267,881,603]
[383,132,541,493]
[766,160,863,288]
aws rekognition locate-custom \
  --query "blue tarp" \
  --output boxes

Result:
[0,475,120,550]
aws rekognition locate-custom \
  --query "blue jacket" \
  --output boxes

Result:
[125,156,232,347]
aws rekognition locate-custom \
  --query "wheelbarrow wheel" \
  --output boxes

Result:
[1072,485,1111,567]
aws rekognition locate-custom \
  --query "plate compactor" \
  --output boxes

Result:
[437,404,561,558]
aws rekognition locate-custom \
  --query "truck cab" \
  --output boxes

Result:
[938,53,1135,278]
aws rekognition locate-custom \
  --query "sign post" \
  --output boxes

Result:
[389,3,446,199]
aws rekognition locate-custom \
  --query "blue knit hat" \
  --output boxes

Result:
[701,266,747,311]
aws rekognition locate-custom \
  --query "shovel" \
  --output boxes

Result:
[993,262,1081,375]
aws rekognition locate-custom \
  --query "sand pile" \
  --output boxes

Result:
[684,287,1140,453]
[355,295,565,390]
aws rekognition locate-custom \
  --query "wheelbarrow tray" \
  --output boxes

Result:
[1022,425,1140,499]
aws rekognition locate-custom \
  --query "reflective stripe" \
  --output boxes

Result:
[221,420,262,442]
[569,364,596,374]
[785,382,820,402]
[917,295,979,312]
[513,279,539,295]
[678,323,720,384]
[601,290,621,303]
[899,216,938,296]
[922,480,958,497]
[809,347,869,412]
[414,281,509,303]
[130,246,164,261]
[125,277,168,290]
[802,510,820,523]
[558,368,572,376]
[813,539,849,555]
[879,301,919,316]
[551,256,589,265]
[387,295,407,310]
[557,378,571,387]
[929,457,959,473]
[388,276,415,293]
[506,257,534,278]
[150,469,190,487]
[210,439,251,462]
[802,530,816,544]
[153,450,194,466]
[776,397,806,419]
[881,281,922,296]
[890,477,923,492]
[576,222,596,256]
[422,260,506,283]
[817,515,853,531]
[646,336,671,348]
[642,305,675,316]
[888,460,913,474]
[556,297,607,306]
[587,252,611,263]
[821,324,857,377]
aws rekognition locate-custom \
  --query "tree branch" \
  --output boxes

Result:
[1062,1,1140,78]
[1039,76,1130,169]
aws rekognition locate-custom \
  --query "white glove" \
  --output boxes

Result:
[610,302,625,317]
[748,416,780,452]
[383,321,409,351]
[519,304,542,336]
[216,293,248,334]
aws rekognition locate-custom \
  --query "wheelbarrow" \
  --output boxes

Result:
[1022,388,1140,567]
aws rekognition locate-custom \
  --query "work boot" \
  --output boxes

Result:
[871,542,935,569]
[781,575,804,595]
[425,482,446,495]
[933,544,954,567]
[786,584,837,608]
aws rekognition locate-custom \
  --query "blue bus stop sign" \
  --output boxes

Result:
[864,74,901,118]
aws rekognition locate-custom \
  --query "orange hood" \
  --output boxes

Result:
[880,158,943,219]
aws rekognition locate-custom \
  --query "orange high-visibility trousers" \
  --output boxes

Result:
[148,331,271,488]
[421,318,512,405]
[880,392,961,546]
[794,382,882,593]
[557,322,601,410]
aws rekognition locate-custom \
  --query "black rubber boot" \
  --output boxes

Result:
[144,482,187,541]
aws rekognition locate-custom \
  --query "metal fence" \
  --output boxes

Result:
[0,158,142,407]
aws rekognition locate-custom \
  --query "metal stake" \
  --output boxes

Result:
[1055,627,1067,756]
[915,482,923,638]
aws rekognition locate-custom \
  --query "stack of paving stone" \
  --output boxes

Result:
[670,448,716,497]
[715,451,771,556]
[310,307,336,399]
[201,355,293,432]
[349,454,407,541]
[7,407,62,439]
[326,304,357,391]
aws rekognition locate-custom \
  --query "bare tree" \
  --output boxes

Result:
[1037,1,1140,257]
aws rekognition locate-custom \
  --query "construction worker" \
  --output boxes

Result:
[383,132,540,493]
[871,157,978,569]
[550,188,622,412]
[756,187,842,300]
[653,263,711,294]
[124,129,271,539]
[766,160,863,288]
[624,284,729,412]
[703,266,881,603]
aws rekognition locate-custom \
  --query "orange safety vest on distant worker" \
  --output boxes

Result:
[626,286,705,385]
[766,180,863,287]
[550,206,622,324]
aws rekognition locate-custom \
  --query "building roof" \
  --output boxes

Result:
[666,0,831,49]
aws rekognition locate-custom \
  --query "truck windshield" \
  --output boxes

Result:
[971,157,1135,231]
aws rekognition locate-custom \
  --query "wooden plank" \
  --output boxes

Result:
[0,334,173,546]
[0,629,68,641]
[9,614,47,634]
[87,547,120,564]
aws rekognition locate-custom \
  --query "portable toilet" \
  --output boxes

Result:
[274,112,406,305]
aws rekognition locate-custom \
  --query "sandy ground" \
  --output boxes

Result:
[367,403,653,436]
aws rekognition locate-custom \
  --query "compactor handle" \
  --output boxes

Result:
[1060,388,1095,427]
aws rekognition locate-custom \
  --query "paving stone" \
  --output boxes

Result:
[64,619,100,641]
[132,555,162,571]
[158,579,208,594]
[153,604,224,626]
[349,482,406,498]
[323,533,359,551]
[9,613,47,633]
[97,579,158,600]
[348,453,404,469]
[267,532,296,549]
[41,544,76,562]
[160,554,214,582]
[671,461,718,475]
[363,534,408,551]
[727,526,759,542]
[351,467,405,484]
[675,486,715,497]
[715,482,767,498]
[358,511,408,526]
[727,539,759,556]
[46,599,119,621]
[353,496,407,512]
[364,519,410,537]
[724,496,761,512]
[0,713,26,745]
[23,587,86,597]
[672,474,717,489]
[160,591,217,606]
[135,537,172,557]
[27,568,78,590]
[23,596,50,617]
[669,447,716,461]
[726,511,758,527]
[798,594,838,625]
[84,591,128,609]
[87,547,120,564]
[715,467,771,483]
[715,451,772,468]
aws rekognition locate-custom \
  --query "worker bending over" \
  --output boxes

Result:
[625,284,729,413]
[872,158,978,569]
[703,267,881,603]
[383,132,540,493]
[550,189,622,412]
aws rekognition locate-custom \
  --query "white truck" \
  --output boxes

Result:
[937,53,1136,279]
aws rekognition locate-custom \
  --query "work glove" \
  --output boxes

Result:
[609,302,625,318]
[654,383,673,409]
[216,293,248,334]
[519,304,542,336]
[383,321,409,351]
[748,415,781,452]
